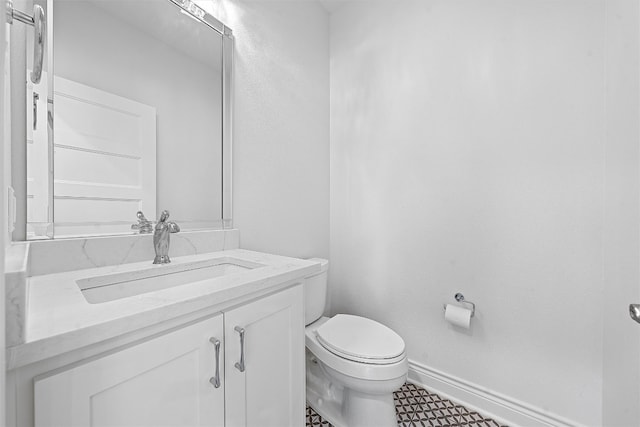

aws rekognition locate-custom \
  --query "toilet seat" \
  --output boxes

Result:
[306,316,408,382]
[316,314,406,365]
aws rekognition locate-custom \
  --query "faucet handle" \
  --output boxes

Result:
[158,210,170,224]
[155,210,180,233]
[132,211,153,234]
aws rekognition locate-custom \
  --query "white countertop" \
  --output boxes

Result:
[7,249,320,370]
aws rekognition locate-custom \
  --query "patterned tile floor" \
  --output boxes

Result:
[306,382,508,427]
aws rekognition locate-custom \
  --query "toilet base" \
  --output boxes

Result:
[307,350,345,427]
[343,388,397,427]
[306,349,402,427]
[307,381,345,427]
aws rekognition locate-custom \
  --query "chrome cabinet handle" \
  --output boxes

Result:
[234,326,245,372]
[630,304,640,324]
[209,337,221,388]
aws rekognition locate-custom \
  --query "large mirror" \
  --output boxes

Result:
[15,0,232,239]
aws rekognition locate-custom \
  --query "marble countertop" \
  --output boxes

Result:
[7,249,320,370]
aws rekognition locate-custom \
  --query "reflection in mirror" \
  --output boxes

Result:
[24,0,232,239]
[25,0,52,239]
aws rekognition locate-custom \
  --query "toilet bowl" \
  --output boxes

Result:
[304,259,408,427]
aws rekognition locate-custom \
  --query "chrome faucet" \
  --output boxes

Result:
[153,210,180,264]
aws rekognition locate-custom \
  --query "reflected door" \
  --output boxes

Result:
[52,75,156,237]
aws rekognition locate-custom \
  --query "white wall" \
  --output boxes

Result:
[602,0,640,425]
[330,1,605,424]
[214,0,330,259]
[1,0,7,421]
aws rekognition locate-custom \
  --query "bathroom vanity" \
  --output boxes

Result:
[2,0,313,424]
[6,237,319,427]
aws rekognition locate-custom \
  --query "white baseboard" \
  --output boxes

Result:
[407,360,581,427]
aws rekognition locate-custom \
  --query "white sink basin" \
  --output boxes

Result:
[77,257,263,304]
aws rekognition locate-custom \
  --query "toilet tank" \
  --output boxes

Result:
[304,258,329,326]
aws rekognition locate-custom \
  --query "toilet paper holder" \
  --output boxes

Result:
[443,293,475,317]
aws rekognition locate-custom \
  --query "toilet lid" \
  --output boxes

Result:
[315,314,405,364]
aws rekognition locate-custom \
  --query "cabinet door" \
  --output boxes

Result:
[34,315,225,427]
[225,285,305,427]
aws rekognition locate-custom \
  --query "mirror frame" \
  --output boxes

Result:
[16,0,234,240]
[167,0,234,229]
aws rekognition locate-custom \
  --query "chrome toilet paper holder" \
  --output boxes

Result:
[443,293,476,317]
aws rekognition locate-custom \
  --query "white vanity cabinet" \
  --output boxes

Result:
[225,284,305,427]
[28,285,304,427]
[34,314,226,427]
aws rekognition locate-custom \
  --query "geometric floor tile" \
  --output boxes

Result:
[306,382,509,427]
[306,405,332,427]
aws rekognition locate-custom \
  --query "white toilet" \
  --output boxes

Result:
[305,259,408,427]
